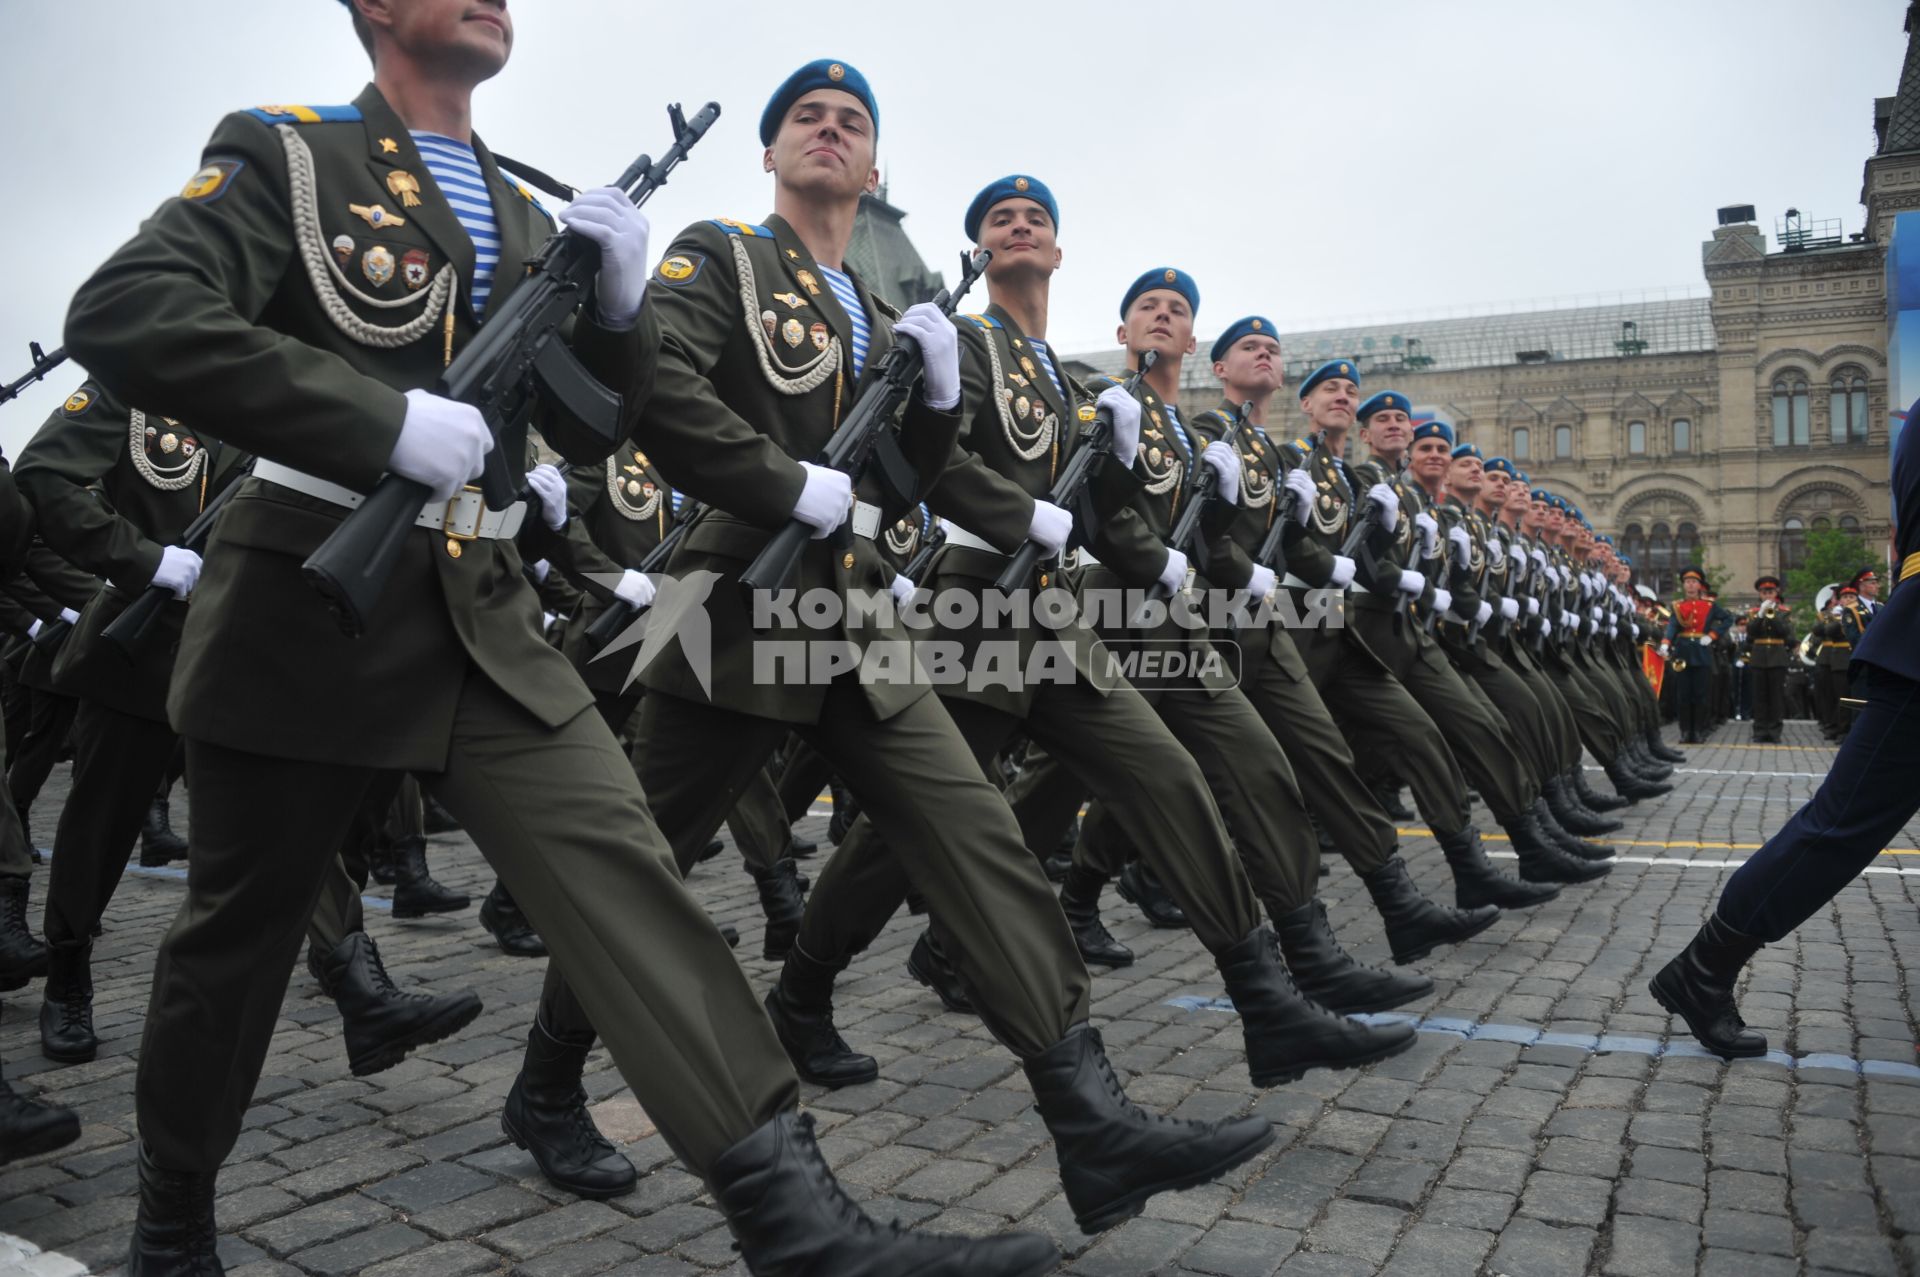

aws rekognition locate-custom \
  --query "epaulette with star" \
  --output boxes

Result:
[709,218,773,237]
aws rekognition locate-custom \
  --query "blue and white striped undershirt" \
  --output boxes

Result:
[411,131,499,317]
[1166,403,1195,458]
[816,265,869,379]
[1027,338,1067,399]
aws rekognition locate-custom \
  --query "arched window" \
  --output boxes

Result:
[1829,368,1869,443]
[1773,375,1809,446]
[1779,517,1807,572]
[1621,522,1647,570]
[1627,420,1646,454]
[1649,522,1672,592]
[1554,424,1573,458]
[1839,514,1862,534]
[1674,522,1699,577]
[1672,418,1692,453]
[1512,426,1530,459]
[1812,515,1831,532]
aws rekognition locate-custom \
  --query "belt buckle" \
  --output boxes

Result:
[444,486,486,541]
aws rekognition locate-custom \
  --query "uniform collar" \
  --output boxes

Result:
[762,214,889,386]
[986,302,1071,420]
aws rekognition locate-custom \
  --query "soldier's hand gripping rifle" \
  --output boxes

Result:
[301,101,722,638]
[1128,400,1252,625]
[1,343,68,408]
[1253,459,1305,578]
[580,500,708,651]
[993,352,1156,594]
[738,249,989,596]
[101,460,256,654]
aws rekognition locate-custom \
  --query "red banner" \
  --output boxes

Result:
[1641,644,1666,699]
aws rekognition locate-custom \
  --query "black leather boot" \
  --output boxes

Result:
[368,838,399,886]
[907,928,974,1013]
[128,1144,221,1276]
[0,876,49,991]
[1059,866,1132,968]
[827,779,859,846]
[1370,779,1414,821]
[502,1018,636,1199]
[390,836,470,918]
[480,880,547,956]
[1605,759,1671,800]
[0,1074,79,1166]
[1645,725,1688,764]
[39,940,96,1064]
[751,857,807,962]
[1438,827,1560,909]
[321,931,482,1077]
[1026,1023,1275,1234]
[1546,775,1621,835]
[766,944,878,1089]
[789,831,818,859]
[1506,814,1611,885]
[1115,861,1186,930]
[138,794,189,868]
[1358,855,1500,963]
[711,1110,1060,1276]
[1274,901,1431,1013]
[1623,740,1673,781]
[1649,914,1768,1059]
[1532,800,1616,862]
[422,791,462,834]
[1041,851,1072,882]
[1572,767,1630,812]
[1220,925,1417,1085]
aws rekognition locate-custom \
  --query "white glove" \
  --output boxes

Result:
[390,389,492,503]
[525,463,569,531]
[59,607,79,625]
[1541,617,1553,638]
[151,546,203,598]
[1202,440,1241,505]
[1367,483,1401,532]
[1530,548,1547,571]
[890,573,917,606]
[893,303,961,411]
[1027,500,1072,555]
[1448,525,1472,568]
[1563,610,1578,630]
[1243,563,1276,605]
[1474,601,1492,626]
[529,558,551,584]
[1660,641,1671,658]
[793,462,852,539]
[614,569,656,609]
[1157,547,1189,596]
[1098,386,1142,463]
[1329,555,1357,588]
[1499,597,1519,621]
[1611,621,1621,639]
[1590,607,1603,625]
[1413,511,1438,555]
[1526,597,1540,616]
[1283,468,1314,525]
[1432,587,1453,616]
[541,610,557,632]
[1487,538,1505,568]
[558,186,651,326]
[1396,568,1425,597]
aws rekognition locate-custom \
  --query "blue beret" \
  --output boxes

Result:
[1515,470,1531,485]
[1298,359,1359,399]
[1209,316,1279,364]
[760,60,878,147]
[1357,390,1410,422]
[964,175,1057,243]
[1530,488,1552,504]
[1619,554,1634,568]
[1450,441,1482,460]
[1483,456,1517,478]
[1410,419,1454,446]
[1597,534,1613,545]
[1120,267,1199,320]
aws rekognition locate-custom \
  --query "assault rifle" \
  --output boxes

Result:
[102,460,255,654]
[1,343,68,408]
[1129,400,1252,625]
[581,500,707,651]
[302,101,722,638]
[738,249,989,596]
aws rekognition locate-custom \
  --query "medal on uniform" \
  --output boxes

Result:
[775,291,805,309]
[349,202,405,229]
[1148,447,1162,466]
[1032,400,1047,424]
[1014,396,1031,421]
[1009,372,1028,388]
[782,318,806,348]
[331,234,355,263]
[809,322,830,351]
[401,248,429,290]
[362,244,396,287]
[761,310,778,341]
[160,432,179,454]
[795,269,821,297]
[180,438,197,458]
[1020,356,1038,380]
[379,137,400,154]
[625,478,643,497]
[386,170,424,208]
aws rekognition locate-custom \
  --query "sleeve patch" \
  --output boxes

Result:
[62,387,94,415]
[656,254,705,286]
[181,159,245,203]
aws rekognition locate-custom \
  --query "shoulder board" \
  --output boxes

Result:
[873,296,902,322]
[1280,440,1307,465]
[1191,409,1231,433]
[510,182,549,217]
[243,104,362,125]
[1084,374,1122,394]
[962,312,1002,330]
[709,218,773,238]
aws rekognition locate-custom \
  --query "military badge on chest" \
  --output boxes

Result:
[130,410,207,493]
[607,452,662,520]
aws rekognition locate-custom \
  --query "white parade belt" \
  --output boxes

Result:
[253,459,527,540]
[850,500,881,540]
[940,520,1001,554]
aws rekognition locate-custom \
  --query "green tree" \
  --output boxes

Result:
[1786,526,1873,606]
[1687,543,1732,596]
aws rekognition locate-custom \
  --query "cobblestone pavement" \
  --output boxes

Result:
[1,718,1915,1277]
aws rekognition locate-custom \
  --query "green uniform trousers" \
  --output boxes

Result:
[1442,639,1556,794]
[632,682,1090,1060]
[1505,647,1584,772]
[138,669,797,1179]
[0,695,31,882]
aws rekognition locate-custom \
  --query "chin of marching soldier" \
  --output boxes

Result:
[554,68,1278,1252]
[56,11,1041,1276]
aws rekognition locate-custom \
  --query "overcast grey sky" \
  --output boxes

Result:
[0,0,1907,450]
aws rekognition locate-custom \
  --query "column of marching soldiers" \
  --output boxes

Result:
[0,18,1863,1276]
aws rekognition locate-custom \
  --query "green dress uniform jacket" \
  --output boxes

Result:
[62,84,652,771]
[16,382,251,722]
[551,446,678,697]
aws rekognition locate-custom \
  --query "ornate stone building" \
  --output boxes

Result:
[1064,5,1920,603]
